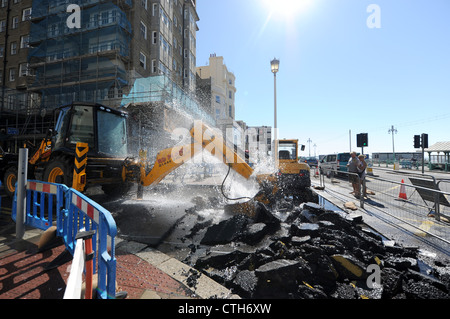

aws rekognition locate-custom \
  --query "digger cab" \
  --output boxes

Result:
[277,139,307,171]
[38,103,130,194]
[276,139,311,192]
[53,102,128,158]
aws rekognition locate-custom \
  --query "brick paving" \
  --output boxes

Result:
[0,238,194,299]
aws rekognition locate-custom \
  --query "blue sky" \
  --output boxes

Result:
[196,0,450,157]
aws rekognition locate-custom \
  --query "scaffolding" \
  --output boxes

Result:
[28,0,132,110]
[120,74,215,126]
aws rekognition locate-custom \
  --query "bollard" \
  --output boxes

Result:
[16,148,28,239]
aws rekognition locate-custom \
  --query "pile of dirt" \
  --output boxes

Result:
[186,201,450,299]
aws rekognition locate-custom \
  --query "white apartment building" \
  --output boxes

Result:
[196,54,236,122]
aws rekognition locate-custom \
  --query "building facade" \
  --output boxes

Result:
[196,54,236,122]
[25,0,199,109]
[245,125,272,160]
[196,54,241,151]
[0,0,35,114]
[0,0,201,151]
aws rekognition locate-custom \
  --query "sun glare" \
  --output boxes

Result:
[263,0,312,20]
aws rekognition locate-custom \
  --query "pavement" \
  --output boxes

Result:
[0,224,237,299]
[0,179,239,300]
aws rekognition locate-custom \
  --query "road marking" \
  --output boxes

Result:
[416,220,434,237]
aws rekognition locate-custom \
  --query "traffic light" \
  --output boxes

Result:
[357,133,368,147]
[414,135,421,148]
[421,134,428,149]
[414,134,429,148]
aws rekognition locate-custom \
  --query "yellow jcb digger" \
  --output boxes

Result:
[2,102,313,217]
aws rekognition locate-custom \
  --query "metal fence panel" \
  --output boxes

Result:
[314,168,450,245]
[12,180,118,299]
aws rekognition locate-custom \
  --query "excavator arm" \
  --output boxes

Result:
[130,122,284,217]
[138,122,254,188]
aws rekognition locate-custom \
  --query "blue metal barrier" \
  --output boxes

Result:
[13,180,118,299]
[67,189,117,299]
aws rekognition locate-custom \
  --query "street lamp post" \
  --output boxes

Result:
[388,125,398,168]
[271,58,279,163]
[307,138,312,157]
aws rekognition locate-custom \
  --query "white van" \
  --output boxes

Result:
[319,153,355,177]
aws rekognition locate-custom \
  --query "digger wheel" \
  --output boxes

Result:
[3,166,18,198]
[43,157,73,187]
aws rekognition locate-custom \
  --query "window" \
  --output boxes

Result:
[9,68,16,82]
[12,16,19,29]
[278,142,297,160]
[101,11,109,25]
[22,8,32,21]
[69,105,95,148]
[139,52,146,69]
[152,31,157,44]
[108,86,115,99]
[20,35,29,48]
[19,63,29,77]
[229,91,232,99]
[215,95,220,103]
[141,0,147,10]
[140,21,147,39]
[151,59,157,73]
[0,45,3,57]
[152,3,158,16]
[10,42,17,55]
[97,109,128,157]
[0,20,6,32]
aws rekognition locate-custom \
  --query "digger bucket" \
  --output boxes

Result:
[224,191,272,218]
[224,198,259,218]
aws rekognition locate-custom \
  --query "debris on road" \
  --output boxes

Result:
[185,201,450,299]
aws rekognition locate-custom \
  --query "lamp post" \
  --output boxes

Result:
[307,138,312,157]
[271,58,279,162]
[388,125,398,168]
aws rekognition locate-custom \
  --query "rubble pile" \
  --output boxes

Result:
[187,202,450,299]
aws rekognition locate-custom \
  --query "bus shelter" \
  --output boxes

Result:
[425,142,450,171]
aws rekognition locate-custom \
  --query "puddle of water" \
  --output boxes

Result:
[318,195,344,212]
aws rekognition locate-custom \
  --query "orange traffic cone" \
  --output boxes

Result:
[399,179,407,200]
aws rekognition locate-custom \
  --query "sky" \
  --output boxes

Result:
[195,0,450,157]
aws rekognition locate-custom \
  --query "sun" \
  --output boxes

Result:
[263,0,312,20]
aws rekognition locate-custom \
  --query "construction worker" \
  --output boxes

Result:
[347,152,361,198]
[358,154,367,197]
